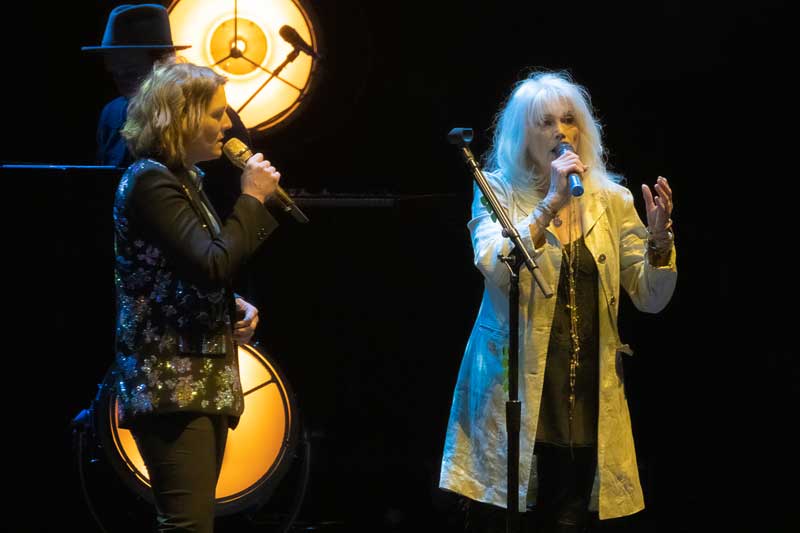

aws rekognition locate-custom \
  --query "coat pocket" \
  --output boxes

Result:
[475,323,510,393]
[463,323,511,418]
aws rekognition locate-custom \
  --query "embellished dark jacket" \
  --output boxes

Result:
[113,158,277,428]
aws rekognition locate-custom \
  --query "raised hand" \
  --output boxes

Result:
[642,176,673,233]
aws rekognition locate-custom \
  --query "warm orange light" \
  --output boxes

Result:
[110,344,294,508]
[217,346,289,500]
[168,0,317,131]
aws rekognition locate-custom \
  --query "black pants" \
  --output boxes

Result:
[131,413,228,533]
[534,443,596,531]
[464,444,597,533]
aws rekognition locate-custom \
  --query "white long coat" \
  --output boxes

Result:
[439,172,677,519]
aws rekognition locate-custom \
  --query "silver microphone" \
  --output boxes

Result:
[222,138,309,223]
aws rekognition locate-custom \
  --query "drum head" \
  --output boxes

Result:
[93,343,298,516]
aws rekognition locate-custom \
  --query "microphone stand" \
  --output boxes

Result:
[237,48,300,114]
[448,128,553,533]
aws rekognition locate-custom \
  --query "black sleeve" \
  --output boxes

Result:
[129,167,278,288]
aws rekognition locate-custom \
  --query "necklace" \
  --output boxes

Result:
[565,197,581,447]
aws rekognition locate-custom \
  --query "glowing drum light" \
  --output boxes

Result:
[96,344,298,515]
[168,0,319,132]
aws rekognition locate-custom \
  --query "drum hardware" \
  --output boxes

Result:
[72,343,307,532]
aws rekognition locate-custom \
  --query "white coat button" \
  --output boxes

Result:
[610,296,616,306]
[598,254,606,263]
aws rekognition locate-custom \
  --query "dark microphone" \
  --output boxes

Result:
[222,138,309,223]
[555,142,584,197]
[279,25,321,60]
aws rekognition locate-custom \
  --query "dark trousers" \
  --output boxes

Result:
[131,413,228,533]
[534,443,596,531]
[464,444,597,533]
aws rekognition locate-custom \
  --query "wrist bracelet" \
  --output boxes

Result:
[647,218,673,236]
[538,200,558,221]
[647,230,674,252]
[532,206,552,230]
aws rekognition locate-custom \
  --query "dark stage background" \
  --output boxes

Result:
[4,1,796,532]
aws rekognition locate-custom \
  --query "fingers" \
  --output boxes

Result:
[241,153,281,201]
[655,193,667,212]
[235,312,255,328]
[642,176,674,232]
[249,159,272,172]
[641,184,655,211]
[234,299,258,326]
[653,176,672,213]
[554,151,588,174]
[255,157,279,180]
[246,153,278,175]
[233,320,256,334]
[656,176,671,196]
[233,311,259,345]
[644,177,672,207]
[549,152,587,200]
[233,328,254,345]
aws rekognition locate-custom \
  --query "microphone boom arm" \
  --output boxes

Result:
[449,129,553,298]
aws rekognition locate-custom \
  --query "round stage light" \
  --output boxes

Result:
[168,0,319,132]
[98,344,299,516]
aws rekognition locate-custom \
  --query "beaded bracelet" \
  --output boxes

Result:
[538,200,558,221]
[647,228,674,253]
[532,205,554,232]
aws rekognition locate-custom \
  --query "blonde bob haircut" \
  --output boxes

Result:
[484,70,618,193]
[122,59,227,169]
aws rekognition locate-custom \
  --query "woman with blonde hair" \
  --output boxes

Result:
[440,71,677,532]
[113,60,281,531]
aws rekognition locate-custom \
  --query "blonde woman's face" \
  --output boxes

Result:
[184,86,232,166]
[527,100,580,176]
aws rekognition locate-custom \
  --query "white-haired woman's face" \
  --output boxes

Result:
[527,100,580,176]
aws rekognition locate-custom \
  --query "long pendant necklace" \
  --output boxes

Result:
[565,199,581,448]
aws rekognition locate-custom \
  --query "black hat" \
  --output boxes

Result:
[82,4,191,51]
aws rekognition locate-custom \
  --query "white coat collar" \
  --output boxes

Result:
[580,175,609,236]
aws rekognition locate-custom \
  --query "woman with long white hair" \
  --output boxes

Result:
[440,71,677,532]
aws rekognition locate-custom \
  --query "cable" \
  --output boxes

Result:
[72,414,110,533]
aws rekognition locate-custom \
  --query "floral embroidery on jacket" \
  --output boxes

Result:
[112,160,244,427]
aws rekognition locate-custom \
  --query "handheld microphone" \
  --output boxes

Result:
[279,25,321,60]
[222,138,309,223]
[555,142,584,197]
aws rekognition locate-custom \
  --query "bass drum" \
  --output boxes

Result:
[91,343,300,517]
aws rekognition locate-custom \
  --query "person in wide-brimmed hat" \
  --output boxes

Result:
[83,3,252,222]
[83,4,191,97]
